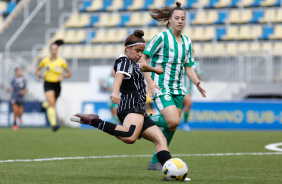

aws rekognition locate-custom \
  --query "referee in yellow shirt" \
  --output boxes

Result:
[35,40,71,131]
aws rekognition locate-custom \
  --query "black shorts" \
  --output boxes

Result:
[11,99,24,106]
[44,81,61,99]
[117,108,156,133]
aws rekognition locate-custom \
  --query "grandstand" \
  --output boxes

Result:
[1,0,282,125]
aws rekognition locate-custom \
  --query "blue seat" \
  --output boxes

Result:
[89,15,99,27]
[141,0,153,10]
[229,0,240,7]
[249,10,264,23]
[102,0,112,10]
[250,0,264,7]
[215,11,228,24]
[189,12,195,22]
[123,0,133,10]
[274,0,281,6]
[187,0,197,8]
[260,26,274,39]
[216,28,226,40]
[117,15,130,26]
[79,0,91,11]
[4,1,16,14]
[207,0,220,8]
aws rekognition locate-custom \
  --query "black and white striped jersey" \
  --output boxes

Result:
[114,54,146,114]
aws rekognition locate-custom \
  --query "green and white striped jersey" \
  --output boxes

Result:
[143,29,195,98]
[183,61,203,95]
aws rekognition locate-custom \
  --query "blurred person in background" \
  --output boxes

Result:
[100,69,119,124]
[35,40,71,132]
[182,53,203,132]
[7,67,27,130]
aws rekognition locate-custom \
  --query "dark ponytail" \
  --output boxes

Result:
[124,30,145,46]
[150,1,185,29]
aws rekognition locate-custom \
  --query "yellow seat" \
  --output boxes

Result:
[229,10,243,23]
[237,42,250,54]
[273,42,282,55]
[107,0,123,11]
[203,27,216,41]
[128,0,144,10]
[226,42,238,56]
[239,10,252,23]
[148,0,164,10]
[259,9,276,23]
[269,25,282,39]
[183,28,193,39]
[75,30,87,43]
[214,0,231,8]
[193,27,205,41]
[125,13,142,27]
[261,42,273,53]
[78,14,91,27]
[51,30,65,43]
[64,30,77,43]
[92,29,106,43]
[64,14,79,28]
[249,42,261,51]
[191,11,206,25]
[92,45,104,58]
[0,1,7,13]
[206,11,218,24]
[60,46,74,59]
[202,43,215,56]
[105,29,117,43]
[251,25,262,40]
[80,45,94,59]
[108,13,121,27]
[95,13,111,27]
[222,26,239,40]
[192,43,201,55]
[214,43,225,56]
[147,28,161,41]
[260,0,278,6]
[104,45,117,58]
[38,46,49,58]
[86,0,103,11]
[274,9,282,23]
[143,13,155,26]
[192,0,209,8]
[238,26,252,40]
[116,28,128,43]
[238,0,255,7]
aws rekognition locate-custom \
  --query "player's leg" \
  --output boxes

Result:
[141,125,172,166]
[11,103,18,130]
[182,94,192,132]
[71,113,142,143]
[45,90,57,129]
[18,103,24,125]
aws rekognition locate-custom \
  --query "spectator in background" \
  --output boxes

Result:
[35,40,71,132]
[7,68,27,130]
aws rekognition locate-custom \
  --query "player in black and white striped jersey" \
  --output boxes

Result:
[71,30,176,168]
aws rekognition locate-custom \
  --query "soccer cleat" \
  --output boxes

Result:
[13,125,18,131]
[148,162,162,170]
[70,113,99,125]
[52,125,60,132]
[182,124,191,132]
[184,177,191,181]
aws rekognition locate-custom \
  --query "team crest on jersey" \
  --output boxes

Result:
[164,94,171,101]
[170,48,174,52]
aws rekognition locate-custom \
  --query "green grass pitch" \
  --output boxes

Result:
[0,128,281,184]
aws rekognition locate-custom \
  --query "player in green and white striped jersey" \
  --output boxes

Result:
[139,2,206,171]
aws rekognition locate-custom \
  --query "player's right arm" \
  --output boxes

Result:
[35,58,46,79]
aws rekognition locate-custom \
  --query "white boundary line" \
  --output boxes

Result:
[0,152,282,163]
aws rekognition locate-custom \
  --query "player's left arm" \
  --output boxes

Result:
[59,59,71,81]
[139,63,163,75]
[185,66,206,98]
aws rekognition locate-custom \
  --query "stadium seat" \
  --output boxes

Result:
[214,0,232,8]
[249,42,261,51]
[273,42,282,55]
[203,27,216,41]
[269,25,282,39]
[183,28,193,39]
[259,9,276,23]
[64,14,80,28]
[202,43,216,56]
[193,27,205,41]
[125,13,142,27]
[260,26,273,39]
[191,11,206,25]
[261,42,273,53]
[144,13,156,26]
[79,0,92,11]
[51,30,65,42]
[92,29,106,43]
[226,42,238,56]
[80,45,95,59]
[238,25,261,40]
[107,0,124,11]
[229,0,241,7]
[187,0,197,8]
[238,0,255,7]
[260,0,279,6]
[222,26,239,40]
[94,13,110,27]
[229,10,241,23]
[274,9,282,22]
[60,46,75,59]
[216,27,227,40]
[0,1,7,13]
[86,0,103,11]
[116,28,128,43]
[206,11,219,24]
[64,30,77,43]
[108,13,121,27]
[148,0,164,10]
[251,25,263,40]
[238,42,250,53]
[128,0,144,10]
[192,0,209,8]
[92,45,104,58]
[239,10,253,23]
[105,29,117,43]
[215,11,227,24]
[175,0,189,8]
[215,43,226,56]
[65,14,91,28]
[249,10,264,23]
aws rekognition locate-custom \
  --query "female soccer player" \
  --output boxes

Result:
[7,68,27,130]
[35,40,71,132]
[71,30,175,169]
[139,2,206,170]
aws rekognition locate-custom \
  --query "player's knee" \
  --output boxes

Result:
[122,136,137,144]
[166,118,180,129]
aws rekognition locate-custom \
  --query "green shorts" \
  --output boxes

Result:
[153,93,184,111]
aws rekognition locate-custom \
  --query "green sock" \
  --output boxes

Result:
[183,112,189,124]
[150,129,175,164]
[150,114,169,129]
